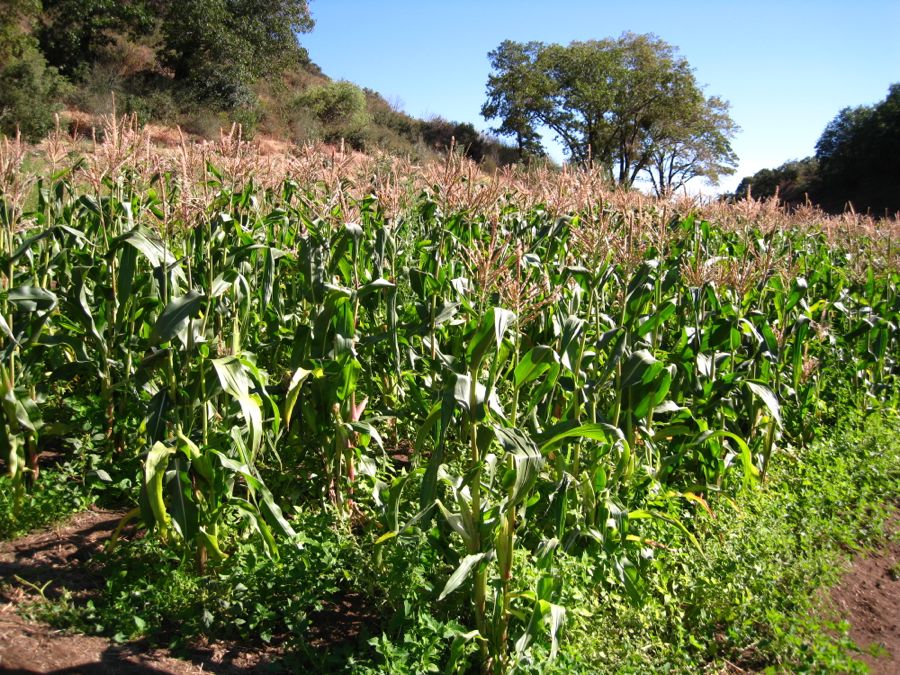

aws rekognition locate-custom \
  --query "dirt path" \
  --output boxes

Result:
[830,535,900,675]
[0,508,275,674]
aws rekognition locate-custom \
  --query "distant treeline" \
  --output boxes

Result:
[735,85,900,215]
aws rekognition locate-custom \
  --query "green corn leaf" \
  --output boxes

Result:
[168,459,198,541]
[384,471,415,533]
[637,299,677,338]
[112,226,176,269]
[117,242,138,314]
[357,278,395,298]
[150,290,205,345]
[8,286,57,313]
[467,307,515,371]
[258,484,298,542]
[493,425,544,508]
[145,388,170,444]
[0,313,16,345]
[237,395,263,459]
[437,500,476,551]
[445,629,482,675]
[198,526,228,562]
[514,345,558,388]
[632,364,674,420]
[73,275,104,349]
[212,356,251,398]
[537,421,615,452]
[438,552,489,601]
[547,602,565,660]
[615,555,646,604]
[745,381,783,427]
[349,420,384,449]
[694,429,758,487]
[283,367,312,428]
[621,349,663,388]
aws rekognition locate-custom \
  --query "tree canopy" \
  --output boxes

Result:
[38,0,154,77]
[0,0,69,140]
[5,0,314,111]
[737,84,899,214]
[160,0,314,107]
[481,33,738,193]
[814,84,900,212]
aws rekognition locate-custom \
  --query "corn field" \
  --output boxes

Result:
[1,119,898,673]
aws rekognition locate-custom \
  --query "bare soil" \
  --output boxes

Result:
[830,535,900,674]
[0,508,282,674]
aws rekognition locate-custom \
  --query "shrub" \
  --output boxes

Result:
[67,62,123,116]
[0,43,70,141]
[296,80,371,149]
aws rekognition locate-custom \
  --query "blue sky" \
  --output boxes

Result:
[303,1,900,193]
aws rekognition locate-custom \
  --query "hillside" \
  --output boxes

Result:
[0,1,520,167]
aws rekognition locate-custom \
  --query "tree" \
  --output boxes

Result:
[160,0,314,108]
[297,80,371,148]
[814,84,900,213]
[0,0,69,140]
[645,95,738,195]
[481,41,546,160]
[734,84,898,214]
[481,33,738,189]
[733,158,818,202]
[0,0,39,63]
[37,0,154,78]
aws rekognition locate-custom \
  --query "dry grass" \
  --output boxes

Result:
[3,115,898,274]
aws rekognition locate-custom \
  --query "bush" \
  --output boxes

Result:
[67,62,123,116]
[0,44,70,141]
[126,87,180,126]
[296,80,371,149]
[179,62,258,111]
[229,103,261,139]
[286,107,322,145]
[179,108,227,139]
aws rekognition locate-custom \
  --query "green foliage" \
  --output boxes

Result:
[37,0,154,78]
[1,151,897,673]
[558,415,899,672]
[815,83,900,213]
[482,33,738,188]
[0,0,40,62]
[160,0,313,109]
[31,508,385,671]
[734,157,819,202]
[0,462,94,539]
[0,41,69,141]
[0,1,69,141]
[296,80,373,148]
[479,40,547,161]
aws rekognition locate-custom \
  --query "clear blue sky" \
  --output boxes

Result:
[303,1,900,193]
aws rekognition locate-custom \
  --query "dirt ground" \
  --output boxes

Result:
[829,535,900,675]
[0,509,278,674]
[1,508,898,674]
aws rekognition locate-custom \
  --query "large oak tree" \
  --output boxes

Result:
[482,33,738,193]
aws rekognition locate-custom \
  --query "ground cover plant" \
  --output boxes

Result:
[0,117,898,673]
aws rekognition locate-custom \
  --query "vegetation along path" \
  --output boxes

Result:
[1,506,897,673]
